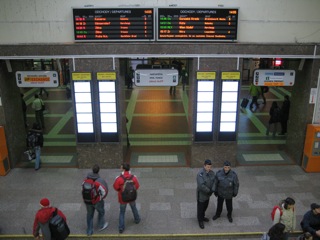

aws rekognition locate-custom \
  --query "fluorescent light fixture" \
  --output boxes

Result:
[196,122,212,132]
[101,113,117,122]
[197,81,214,91]
[101,123,117,133]
[77,123,94,133]
[99,82,115,92]
[197,92,214,102]
[75,93,92,103]
[221,112,237,122]
[220,122,236,132]
[74,82,91,92]
[76,113,93,123]
[100,103,116,112]
[197,112,213,122]
[222,82,238,91]
[76,103,92,113]
[222,92,238,102]
[221,102,237,112]
[197,102,213,112]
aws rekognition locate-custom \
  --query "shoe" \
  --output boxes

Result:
[203,217,209,222]
[198,221,204,229]
[35,167,40,171]
[228,217,233,223]
[212,215,220,221]
[119,229,124,234]
[135,219,140,224]
[99,222,109,231]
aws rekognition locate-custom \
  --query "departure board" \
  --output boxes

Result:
[73,8,154,41]
[157,8,238,41]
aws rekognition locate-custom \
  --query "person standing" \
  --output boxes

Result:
[21,93,28,128]
[32,94,45,129]
[27,123,43,171]
[212,161,239,223]
[196,159,215,229]
[113,163,140,234]
[33,198,67,240]
[82,164,109,236]
[300,203,320,240]
[249,83,261,111]
[279,95,290,135]
[266,101,281,137]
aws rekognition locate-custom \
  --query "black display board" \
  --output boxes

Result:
[73,8,154,41]
[157,8,238,41]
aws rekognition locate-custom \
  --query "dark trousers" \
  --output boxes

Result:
[250,96,259,109]
[215,196,233,217]
[197,199,209,222]
[280,120,288,134]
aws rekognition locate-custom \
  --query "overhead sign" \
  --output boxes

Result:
[197,71,216,80]
[253,69,295,86]
[16,71,59,87]
[135,69,179,86]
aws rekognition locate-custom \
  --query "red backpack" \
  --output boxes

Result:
[271,206,282,221]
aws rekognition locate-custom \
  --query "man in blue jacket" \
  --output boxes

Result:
[212,161,239,223]
[300,203,320,240]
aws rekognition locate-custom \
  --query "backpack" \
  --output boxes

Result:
[49,208,70,240]
[27,132,38,148]
[121,175,137,202]
[271,205,282,221]
[82,178,98,204]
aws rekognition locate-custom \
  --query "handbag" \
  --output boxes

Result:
[24,149,35,161]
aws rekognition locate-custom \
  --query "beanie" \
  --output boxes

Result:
[40,198,50,207]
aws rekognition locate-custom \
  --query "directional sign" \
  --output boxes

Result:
[135,69,179,86]
[253,69,295,86]
[16,71,59,87]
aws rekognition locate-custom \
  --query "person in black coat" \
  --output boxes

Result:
[279,95,290,135]
[300,203,320,240]
[266,101,280,137]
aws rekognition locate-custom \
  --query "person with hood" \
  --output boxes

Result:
[300,203,320,240]
[33,198,67,240]
[82,164,109,236]
[212,161,239,223]
[113,162,140,234]
[273,197,296,239]
[196,159,215,229]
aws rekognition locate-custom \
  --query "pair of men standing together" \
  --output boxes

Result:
[196,159,240,229]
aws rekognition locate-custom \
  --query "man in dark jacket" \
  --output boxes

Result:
[196,159,215,229]
[27,123,44,171]
[212,161,239,223]
[279,95,290,135]
[300,203,320,240]
[82,164,109,236]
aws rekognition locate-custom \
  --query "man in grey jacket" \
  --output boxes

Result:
[212,161,239,223]
[196,159,215,229]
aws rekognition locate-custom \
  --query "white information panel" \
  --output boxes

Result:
[135,69,179,86]
[253,69,295,86]
[16,71,59,87]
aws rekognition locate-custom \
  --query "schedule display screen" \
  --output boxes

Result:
[73,8,154,41]
[157,8,238,41]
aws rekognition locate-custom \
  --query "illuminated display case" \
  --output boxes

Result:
[72,72,95,142]
[194,71,216,142]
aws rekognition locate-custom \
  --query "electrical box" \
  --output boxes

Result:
[302,124,320,172]
[0,126,10,176]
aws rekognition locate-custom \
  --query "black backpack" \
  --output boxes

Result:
[27,132,38,148]
[82,178,98,204]
[49,208,70,240]
[121,175,137,202]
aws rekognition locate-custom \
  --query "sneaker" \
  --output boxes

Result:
[99,222,109,232]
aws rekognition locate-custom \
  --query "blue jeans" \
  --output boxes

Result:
[119,202,140,231]
[34,146,41,170]
[86,201,105,235]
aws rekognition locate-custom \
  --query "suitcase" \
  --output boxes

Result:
[241,98,249,108]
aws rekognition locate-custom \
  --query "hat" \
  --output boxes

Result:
[224,161,231,166]
[311,203,320,210]
[40,198,50,207]
[204,159,212,165]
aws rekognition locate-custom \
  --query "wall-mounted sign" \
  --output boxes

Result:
[97,72,116,80]
[253,69,295,86]
[157,8,238,41]
[71,72,92,81]
[135,69,179,86]
[197,71,216,80]
[16,71,59,87]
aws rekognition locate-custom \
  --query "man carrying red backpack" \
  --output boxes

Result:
[82,164,109,236]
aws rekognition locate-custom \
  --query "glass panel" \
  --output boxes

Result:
[197,102,213,112]
[196,122,212,132]
[221,92,238,102]
[222,81,239,91]
[75,93,92,103]
[197,112,213,122]
[100,113,117,122]
[76,113,93,123]
[99,92,116,102]
[221,102,237,112]
[197,92,214,102]
[74,82,91,92]
[99,82,115,92]
[100,103,116,112]
[101,123,117,133]
[220,112,237,122]
[77,123,94,133]
[198,81,214,91]
[220,122,236,132]
[75,103,92,113]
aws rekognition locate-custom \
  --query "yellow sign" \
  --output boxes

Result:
[197,71,216,80]
[221,72,241,80]
[264,82,284,86]
[72,72,92,81]
[97,72,116,80]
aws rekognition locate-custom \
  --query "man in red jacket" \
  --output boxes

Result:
[113,163,140,234]
[33,198,67,239]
